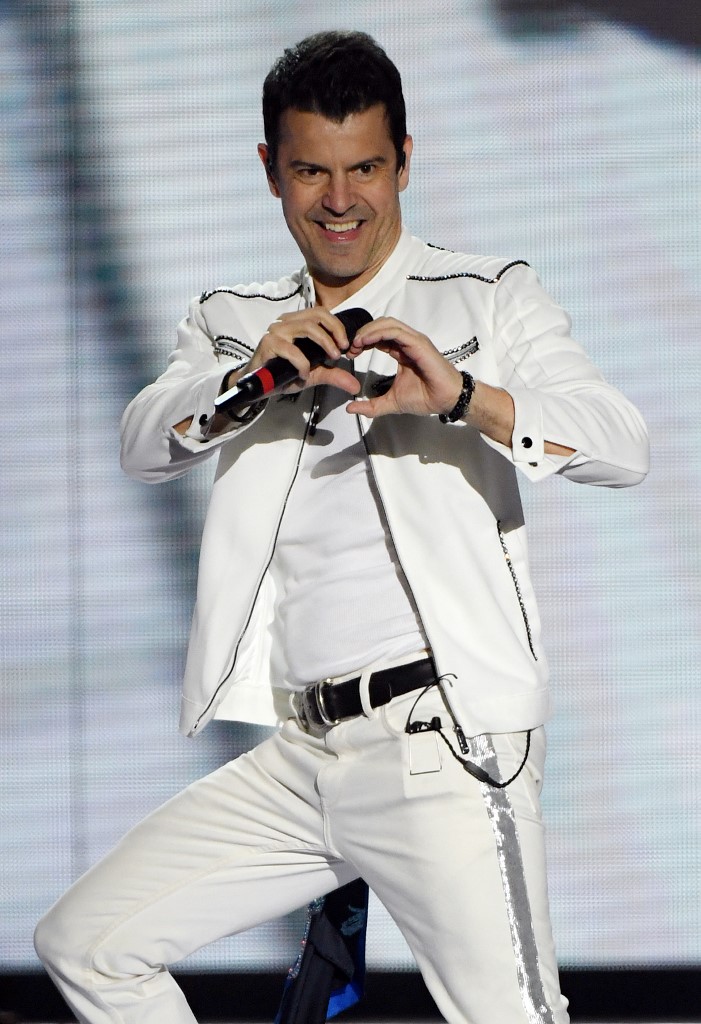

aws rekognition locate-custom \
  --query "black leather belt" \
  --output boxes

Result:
[293,657,437,731]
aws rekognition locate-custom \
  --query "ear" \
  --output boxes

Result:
[397,135,413,193]
[258,143,280,198]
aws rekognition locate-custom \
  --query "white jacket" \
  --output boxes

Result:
[120,230,649,738]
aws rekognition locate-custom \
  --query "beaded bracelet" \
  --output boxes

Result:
[439,370,475,423]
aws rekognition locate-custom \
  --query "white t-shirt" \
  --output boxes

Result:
[269,377,427,689]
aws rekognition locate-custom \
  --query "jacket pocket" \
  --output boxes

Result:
[496,521,538,661]
[212,335,255,364]
[442,335,479,364]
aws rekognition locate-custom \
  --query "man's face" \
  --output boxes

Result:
[258,104,412,304]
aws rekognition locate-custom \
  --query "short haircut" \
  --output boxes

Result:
[262,30,407,171]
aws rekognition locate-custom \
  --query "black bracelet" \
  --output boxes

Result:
[439,371,475,423]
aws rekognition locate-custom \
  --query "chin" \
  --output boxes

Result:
[313,261,366,283]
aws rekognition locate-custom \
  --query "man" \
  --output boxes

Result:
[35,30,649,1024]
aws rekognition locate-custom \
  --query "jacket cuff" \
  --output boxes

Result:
[166,367,263,452]
[481,387,580,482]
[509,388,545,465]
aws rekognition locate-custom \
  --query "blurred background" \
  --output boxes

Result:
[1,0,699,1019]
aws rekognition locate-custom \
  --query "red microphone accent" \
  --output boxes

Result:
[214,307,372,418]
[258,367,276,394]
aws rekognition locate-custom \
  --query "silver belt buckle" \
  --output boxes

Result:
[312,679,339,728]
[294,678,338,733]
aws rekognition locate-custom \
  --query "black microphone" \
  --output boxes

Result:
[214,307,372,417]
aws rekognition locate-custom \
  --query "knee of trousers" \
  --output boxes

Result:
[35,900,131,983]
[35,902,81,977]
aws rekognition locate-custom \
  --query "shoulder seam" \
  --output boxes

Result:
[200,283,303,304]
[407,260,529,285]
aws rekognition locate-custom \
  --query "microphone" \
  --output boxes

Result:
[214,307,372,417]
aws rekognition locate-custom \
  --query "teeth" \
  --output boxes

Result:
[324,221,360,233]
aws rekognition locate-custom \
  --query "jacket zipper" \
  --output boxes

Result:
[192,390,317,732]
[496,520,537,660]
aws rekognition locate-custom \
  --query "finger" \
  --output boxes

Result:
[347,333,399,359]
[347,323,418,357]
[255,323,343,379]
[353,316,404,335]
[251,336,313,380]
[276,310,351,359]
[311,365,362,395]
[267,326,343,366]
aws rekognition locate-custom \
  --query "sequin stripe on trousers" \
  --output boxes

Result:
[471,734,556,1024]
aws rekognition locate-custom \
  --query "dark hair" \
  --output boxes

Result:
[262,31,407,171]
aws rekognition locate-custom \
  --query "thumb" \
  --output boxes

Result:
[344,395,388,418]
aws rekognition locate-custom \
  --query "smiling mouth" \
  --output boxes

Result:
[321,220,362,234]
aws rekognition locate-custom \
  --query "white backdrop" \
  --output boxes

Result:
[1,0,699,971]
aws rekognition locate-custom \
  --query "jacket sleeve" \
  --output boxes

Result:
[120,298,264,483]
[486,263,649,487]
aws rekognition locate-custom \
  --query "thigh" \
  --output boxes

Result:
[326,694,568,1024]
[40,725,355,974]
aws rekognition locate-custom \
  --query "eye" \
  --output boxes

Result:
[295,166,324,181]
[356,163,375,176]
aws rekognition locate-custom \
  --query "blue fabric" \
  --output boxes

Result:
[275,879,369,1024]
[326,919,366,1018]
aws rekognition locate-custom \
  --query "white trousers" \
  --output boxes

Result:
[35,687,569,1024]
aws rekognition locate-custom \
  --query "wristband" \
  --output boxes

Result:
[439,371,475,423]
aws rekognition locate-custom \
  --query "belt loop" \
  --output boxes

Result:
[358,667,376,719]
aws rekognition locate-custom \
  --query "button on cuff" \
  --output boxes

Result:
[509,389,545,464]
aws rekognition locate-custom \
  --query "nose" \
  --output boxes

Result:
[322,173,354,217]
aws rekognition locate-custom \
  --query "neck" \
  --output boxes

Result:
[311,225,404,307]
[312,276,367,308]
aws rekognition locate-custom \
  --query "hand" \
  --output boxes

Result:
[345,317,462,418]
[227,309,361,398]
